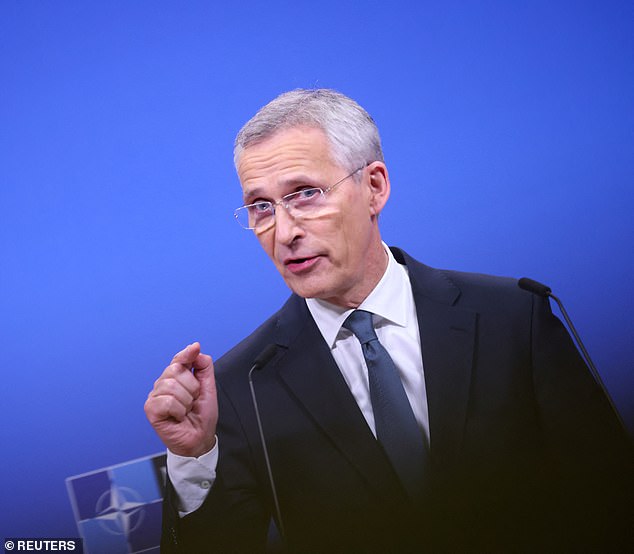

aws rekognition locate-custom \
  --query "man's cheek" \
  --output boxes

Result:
[255,234,275,259]
[300,205,339,222]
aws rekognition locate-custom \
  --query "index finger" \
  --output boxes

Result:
[171,342,201,367]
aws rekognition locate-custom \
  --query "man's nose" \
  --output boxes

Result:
[274,203,303,245]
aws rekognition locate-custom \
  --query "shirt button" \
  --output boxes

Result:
[201,480,211,489]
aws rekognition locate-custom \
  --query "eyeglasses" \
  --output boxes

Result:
[234,165,367,232]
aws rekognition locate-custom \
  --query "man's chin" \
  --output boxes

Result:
[283,275,329,300]
[286,283,322,299]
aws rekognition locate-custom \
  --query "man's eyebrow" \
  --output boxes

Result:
[242,187,266,203]
[242,175,321,202]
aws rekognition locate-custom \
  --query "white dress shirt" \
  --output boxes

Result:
[167,245,428,514]
[305,245,429,440]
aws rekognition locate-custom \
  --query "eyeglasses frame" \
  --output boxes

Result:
[233,164,368,231]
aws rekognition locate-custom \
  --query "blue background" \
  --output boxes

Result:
[1,0,632,539]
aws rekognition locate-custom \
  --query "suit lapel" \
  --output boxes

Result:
[394,248,476,469]
[272,295,404,499]
[269,246,477,488]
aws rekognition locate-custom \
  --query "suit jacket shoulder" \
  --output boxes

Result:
[213,293,311,389]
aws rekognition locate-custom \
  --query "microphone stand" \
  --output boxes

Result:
[248,345,286,542]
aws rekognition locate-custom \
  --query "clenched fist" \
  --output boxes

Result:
[144,342,217,458]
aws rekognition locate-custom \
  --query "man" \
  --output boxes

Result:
[145,89,632,553]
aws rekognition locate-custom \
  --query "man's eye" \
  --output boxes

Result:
[296,188,320,200]
[250,201,272,214]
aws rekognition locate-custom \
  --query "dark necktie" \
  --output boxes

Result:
[343,309,427,499]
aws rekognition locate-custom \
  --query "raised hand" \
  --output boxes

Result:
[144,342,218,458]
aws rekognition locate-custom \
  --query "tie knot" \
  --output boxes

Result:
[343,310,377,345]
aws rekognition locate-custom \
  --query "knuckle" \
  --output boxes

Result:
[168,362,189,376]
[144,397,162,421]
[164,396,186,420]
[163,378,178,393]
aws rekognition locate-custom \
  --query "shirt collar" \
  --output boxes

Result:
[306,244,411,348]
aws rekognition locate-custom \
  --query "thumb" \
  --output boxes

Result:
[193,351,214,379]
[192,350,216,398]
[190,351,217,424]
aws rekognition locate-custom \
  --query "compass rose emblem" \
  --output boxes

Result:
[95,483,146,536]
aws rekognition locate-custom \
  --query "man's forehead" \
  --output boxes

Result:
[240,171,327,202]
[237,127,340,195]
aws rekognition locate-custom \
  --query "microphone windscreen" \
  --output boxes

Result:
[253,344,278,370]
[518,277,552,298]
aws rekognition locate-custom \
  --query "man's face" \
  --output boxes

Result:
[237,126,388,308]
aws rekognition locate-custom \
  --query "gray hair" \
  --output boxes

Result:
[233,89,384,174]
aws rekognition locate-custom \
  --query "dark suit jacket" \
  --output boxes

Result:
[162,248,632,553]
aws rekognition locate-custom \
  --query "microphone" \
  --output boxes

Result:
[248,344,285,541]
[517,277,551,298]
[518,277,625,429]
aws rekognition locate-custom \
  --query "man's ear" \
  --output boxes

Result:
[366,162,391,216]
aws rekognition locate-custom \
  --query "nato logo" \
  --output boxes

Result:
[66,453,166,554]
